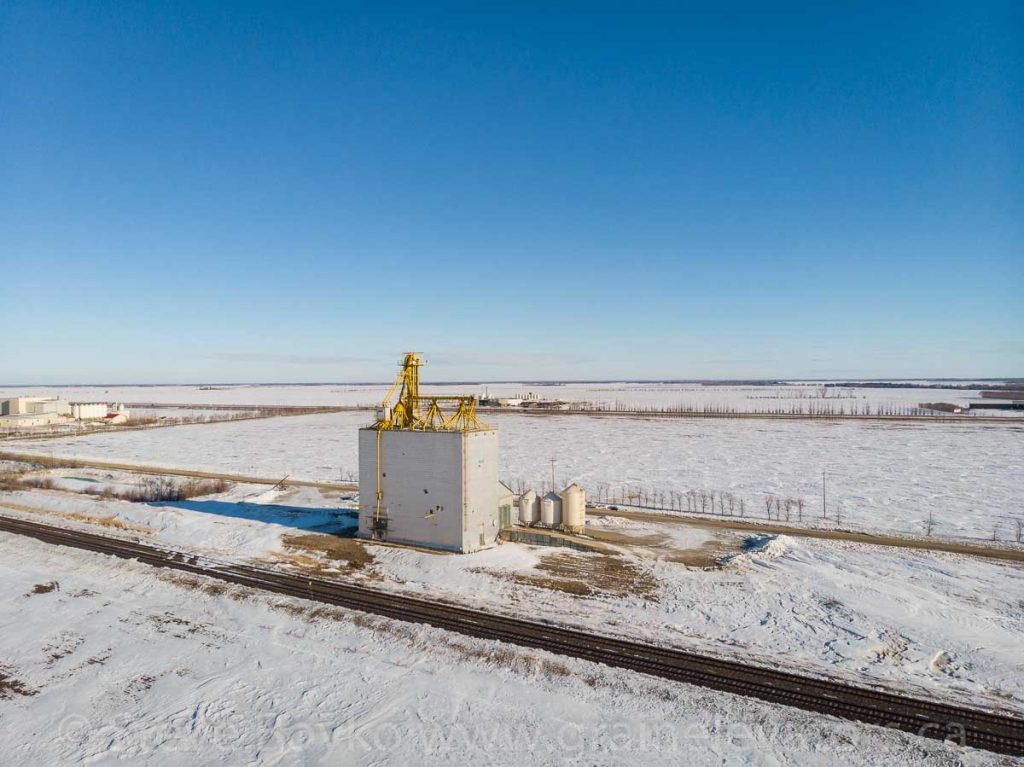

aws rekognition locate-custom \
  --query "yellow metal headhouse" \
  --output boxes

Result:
[374,352,488,432]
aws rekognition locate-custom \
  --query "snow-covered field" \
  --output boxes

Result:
[4,533,1002,767]
[1,381,1016,414]
[129,407,260,420]
[3,482,1023,718]
[9,411,1022,542]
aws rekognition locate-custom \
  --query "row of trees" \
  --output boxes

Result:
[565,401,969,417]
[502,479,835,523]
[503,476,1024,544]
[746,387,859,400]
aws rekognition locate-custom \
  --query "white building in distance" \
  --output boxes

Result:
[1,397,71,417]
[70,402,108,420]
[0,397,130,429]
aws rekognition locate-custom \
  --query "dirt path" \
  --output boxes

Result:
[593,506,1024,564]
[0,450,358,492]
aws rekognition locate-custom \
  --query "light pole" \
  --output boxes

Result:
[822,470,826,518]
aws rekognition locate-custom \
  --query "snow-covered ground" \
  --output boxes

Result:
[1,381,1016,414]
[2,477,356,558]
[128,407,261,420]
[3,482,1023,717]
[370,532,1024,713]
[9,411,1022,542]
[4,533,1002,766]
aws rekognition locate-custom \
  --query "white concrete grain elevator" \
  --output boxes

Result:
[358,353,500,553]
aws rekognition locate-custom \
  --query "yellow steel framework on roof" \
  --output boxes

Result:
[374,352,489,433]
[372,352,490,531]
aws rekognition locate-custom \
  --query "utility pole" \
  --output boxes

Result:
[822,470,826,518]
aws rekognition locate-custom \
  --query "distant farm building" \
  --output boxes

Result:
[0,397,70,428]
[1,396,71,417]
[0,396,129,429]
[968,396,1024,411]
[71,402,108,420]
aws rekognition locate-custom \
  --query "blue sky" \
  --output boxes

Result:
[1,2,1020,383]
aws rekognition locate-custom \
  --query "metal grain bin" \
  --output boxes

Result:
[560,482,586,533]
[540,491,562,527]
[518,489,539,525]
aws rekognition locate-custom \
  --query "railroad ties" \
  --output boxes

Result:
[0,513,1022,756]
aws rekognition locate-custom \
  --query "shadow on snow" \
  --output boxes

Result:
[148,499,358,535]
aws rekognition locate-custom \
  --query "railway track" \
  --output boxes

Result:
[1,513,1022,756]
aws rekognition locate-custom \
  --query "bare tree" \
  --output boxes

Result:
[924,511,935,537]
[1016,518,1023,544]
[835,501,843,526]
[699,491,708,514]
[764,495,773,520]
[727,493,736,516]
[992,523,1000,542]
[796,498,804,522]
[783,498,793,522]
[739,498,745,517]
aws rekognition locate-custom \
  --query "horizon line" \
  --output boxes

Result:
[1,376,1020,388]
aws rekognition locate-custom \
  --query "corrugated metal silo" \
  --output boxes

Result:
[518,489,539,525]
[560,482,585,533]
[540,491,562,527]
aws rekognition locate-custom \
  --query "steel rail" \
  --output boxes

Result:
[1,513,1021,756]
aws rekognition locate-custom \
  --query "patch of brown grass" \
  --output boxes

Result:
[28,581,59,596]
[0,472,24,491]
[0,667,36,699]
[145,612,216,641]
[532,552,659,598]
[280,533,375,571]
[662,543,733,568]
[584,528,667,548]
[503,572,593,596]
[43,632,85,665]
[156,572,247,601]
[16,476,57,490]
[54,511,151,534]
[584,524,736,568]
[124,674,157,699]
[272,601,351,623]
[84,477,231,502]
[0,453,76,469]
[125,416,160,426]
[477,551,659,598]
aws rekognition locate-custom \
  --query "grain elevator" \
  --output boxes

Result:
[358,353,501,553]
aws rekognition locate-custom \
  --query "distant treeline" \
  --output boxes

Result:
[572,401,969,417]
[824,381,1023,390]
